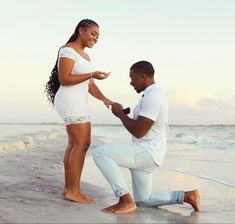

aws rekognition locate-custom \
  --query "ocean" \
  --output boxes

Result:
[0,123,65,152]
[1,123,235,189]
[92,125,235,189]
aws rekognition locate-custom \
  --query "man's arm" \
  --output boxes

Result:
[111,103,154,138]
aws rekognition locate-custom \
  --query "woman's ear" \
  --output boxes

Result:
[79,27,85,35]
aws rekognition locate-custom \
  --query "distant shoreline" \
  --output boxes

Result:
[0,122,234,127]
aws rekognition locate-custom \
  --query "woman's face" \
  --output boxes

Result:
[80,25,99,48]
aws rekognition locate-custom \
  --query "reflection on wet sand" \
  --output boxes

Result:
[115,207,200,224]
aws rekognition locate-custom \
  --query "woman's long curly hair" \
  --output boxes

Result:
[45,19,99,104]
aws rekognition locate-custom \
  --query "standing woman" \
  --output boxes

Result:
[45,19,113,203]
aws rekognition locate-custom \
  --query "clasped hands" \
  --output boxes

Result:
[111,103,126,117]
[103,101,125,117]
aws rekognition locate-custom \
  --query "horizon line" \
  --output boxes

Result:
[0,122,234,126]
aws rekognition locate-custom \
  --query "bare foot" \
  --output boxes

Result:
[102,202,136,214]
[101,193,136,214]
[184,189,200,211]
[65,192,95,204]
[63,188,68,196]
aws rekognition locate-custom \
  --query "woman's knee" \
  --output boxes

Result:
[72,136,91,152]
[66,123,91,151]
[83,139,91,149]
[76,137,90,150]
[66,142,74,151]
[74,141,90,152]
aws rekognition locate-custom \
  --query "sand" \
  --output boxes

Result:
[0,135,235,223]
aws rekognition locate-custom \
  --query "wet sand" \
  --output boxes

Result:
[0,135,234,223]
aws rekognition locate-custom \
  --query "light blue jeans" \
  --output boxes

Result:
[93,143,184,207]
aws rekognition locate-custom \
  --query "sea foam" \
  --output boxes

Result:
[0,124,65,152]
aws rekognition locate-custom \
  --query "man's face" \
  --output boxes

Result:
[129,69,144,93]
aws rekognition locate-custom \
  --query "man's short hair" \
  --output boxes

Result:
[130,61,154,77]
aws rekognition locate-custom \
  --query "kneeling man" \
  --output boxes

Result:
[93,61,200,214]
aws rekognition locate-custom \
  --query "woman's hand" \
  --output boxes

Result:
[92,71,110,80]
[103,98,114,109]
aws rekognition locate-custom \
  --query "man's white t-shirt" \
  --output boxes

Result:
[132,84,169,166]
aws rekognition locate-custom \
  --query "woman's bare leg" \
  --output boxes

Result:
[65,123,94,203]
[63,128,74,195]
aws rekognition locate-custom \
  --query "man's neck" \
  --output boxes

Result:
[143,80,155,91]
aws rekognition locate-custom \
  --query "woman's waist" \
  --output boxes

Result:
[57,83,88,94]
[55,88,88,103]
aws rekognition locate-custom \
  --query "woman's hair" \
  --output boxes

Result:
[45,19,99,104]
[130,61,155,77]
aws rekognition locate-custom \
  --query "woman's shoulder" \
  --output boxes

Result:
[59,44,91,62]
[59,45,77,53]
[58,46,77,59]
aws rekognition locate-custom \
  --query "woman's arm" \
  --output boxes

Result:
[89,79,113,106]
[58,57,109,85]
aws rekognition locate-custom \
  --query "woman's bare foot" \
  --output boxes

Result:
[184,189,200,211]
[101,193,136,214]
[63,188,68,196]
[65,192,95,204]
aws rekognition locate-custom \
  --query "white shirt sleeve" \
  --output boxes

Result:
[138,94,160,121]
[58,47,76,61]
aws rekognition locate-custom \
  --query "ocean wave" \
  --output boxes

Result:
[196,174,235,188]
[167,169,235,188]
[0,129,66,153]
[169,126,235,150]
[170,135,235,150]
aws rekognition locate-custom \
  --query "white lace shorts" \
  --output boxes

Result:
[63,115,91,125]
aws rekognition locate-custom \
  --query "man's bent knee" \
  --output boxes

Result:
[92,145,108,160]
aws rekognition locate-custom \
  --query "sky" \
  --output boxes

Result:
[0,0,234,125]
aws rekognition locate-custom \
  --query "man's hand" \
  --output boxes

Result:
[111,103,124,117]
[111,103,154,138]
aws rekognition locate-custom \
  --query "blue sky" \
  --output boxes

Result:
[0,0,234,124]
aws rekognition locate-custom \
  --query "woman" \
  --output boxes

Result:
[45,19,113,203]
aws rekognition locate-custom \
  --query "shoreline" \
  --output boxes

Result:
[0,135,235,223]
[1,122,235,126]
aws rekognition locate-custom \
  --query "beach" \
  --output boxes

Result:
[0,125,235,223]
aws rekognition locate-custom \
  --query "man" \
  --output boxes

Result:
[93,61,200,214]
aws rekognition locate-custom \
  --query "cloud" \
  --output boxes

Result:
[168,88,213,107]
[167,89,235,125]
[197,97,235,111]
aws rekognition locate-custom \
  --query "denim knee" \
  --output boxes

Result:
[92,145,107,161]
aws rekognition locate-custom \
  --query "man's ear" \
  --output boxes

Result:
[141,74,147,79]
